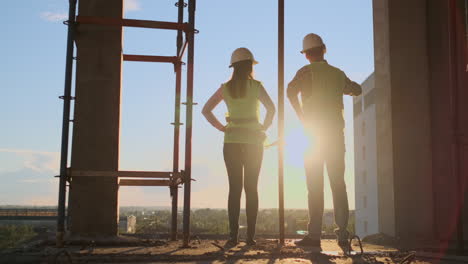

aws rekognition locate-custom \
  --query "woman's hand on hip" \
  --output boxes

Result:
[218,125,227,132]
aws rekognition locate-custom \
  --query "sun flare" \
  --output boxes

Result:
[284,126,312,168]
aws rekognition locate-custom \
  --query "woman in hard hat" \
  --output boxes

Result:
[202,48,276,246]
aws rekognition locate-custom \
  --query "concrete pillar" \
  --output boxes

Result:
[69,0,123,236]
[373,0,434,244]
[372,0,396,238]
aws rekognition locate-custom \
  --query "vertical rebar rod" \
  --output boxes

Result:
[278,0,285,245]
[183,0,195,248]
[170,0,185,242]
[57,0,77,247]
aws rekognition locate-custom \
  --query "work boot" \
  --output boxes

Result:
[337,239,348,247]
[246,238,256,246]
[225,237,238,248]
[335,229,350,252]
[335,229,349,245]
[294,236,321,247]
[337,238,350,254]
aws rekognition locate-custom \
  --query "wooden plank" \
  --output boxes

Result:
[70,170,173,178]
[76,16,189,31]
[119,179,171,187]
[123,54,178,63]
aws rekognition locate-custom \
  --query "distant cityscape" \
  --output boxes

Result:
[0,206,355,236]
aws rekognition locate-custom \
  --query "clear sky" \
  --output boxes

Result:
[0,0,374,209]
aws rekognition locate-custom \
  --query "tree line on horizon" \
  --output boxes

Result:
[121,208,355,236]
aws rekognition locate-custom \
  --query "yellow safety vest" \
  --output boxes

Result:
[222,79,264,144]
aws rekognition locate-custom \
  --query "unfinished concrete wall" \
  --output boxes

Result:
[372,0,396,238]
[354,74,380,238]
[373,0,468,247]
[387,0,434,243]
[69,0,123,236]
[373,0,434,243]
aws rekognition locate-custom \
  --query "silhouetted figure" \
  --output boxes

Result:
[202,48,276,246]
[287,33,362,248]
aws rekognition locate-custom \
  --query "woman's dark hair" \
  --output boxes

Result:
[227,60,253,98]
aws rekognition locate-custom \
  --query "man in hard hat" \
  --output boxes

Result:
[287,33,362,248]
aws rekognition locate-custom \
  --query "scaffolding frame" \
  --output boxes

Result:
[57,0,197,247]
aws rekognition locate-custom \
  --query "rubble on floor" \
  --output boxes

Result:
[1,238,467,264]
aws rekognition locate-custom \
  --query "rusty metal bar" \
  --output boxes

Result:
[278,0,285,245]
[123,54,178,63]
[119,179,171,187]
[69,170,175,178]
[170,0,186,242]
[176,0,185,54]
[76,16,190,31]
[57,0,77,247]
[182,0,196,248]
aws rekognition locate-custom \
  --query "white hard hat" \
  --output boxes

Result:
[230,47,258,67]
[301,33,325,53]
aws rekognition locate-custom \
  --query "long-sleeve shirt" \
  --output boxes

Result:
[287,60,362,128]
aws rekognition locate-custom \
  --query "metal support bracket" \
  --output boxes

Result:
[59,95,75,100]
[62,20,73,26]
[175,2,188,7]
[180,170,195,184]
[173,60,186,72]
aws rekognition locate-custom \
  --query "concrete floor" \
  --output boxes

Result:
[2,239,468,264]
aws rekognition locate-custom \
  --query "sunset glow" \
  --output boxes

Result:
[284,126,310,168]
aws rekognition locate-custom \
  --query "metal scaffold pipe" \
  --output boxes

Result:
[176,0,185,53]
[57,0,77,247]
[170,0,185,242]
[183,0,196,248]
[278,0,285,245]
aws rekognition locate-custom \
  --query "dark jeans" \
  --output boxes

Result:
[304,123,349,241]
[223,143,264,240]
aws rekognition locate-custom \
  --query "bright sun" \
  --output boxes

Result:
[284,126,311,168]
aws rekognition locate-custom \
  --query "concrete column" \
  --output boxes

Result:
[373,0,434,244]
[372,0,396,238]
[69,0,123,236]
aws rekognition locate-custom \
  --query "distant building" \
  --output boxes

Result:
[119,215,137,234]
[354,73,379,238]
